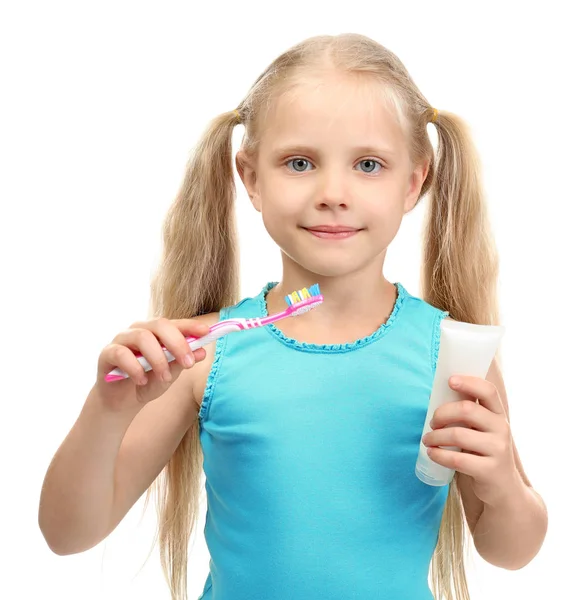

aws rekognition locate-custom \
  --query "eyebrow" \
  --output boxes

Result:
[271,144,399,158]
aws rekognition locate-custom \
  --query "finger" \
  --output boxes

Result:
[113,328,175,382]
[426,446,490,479]
[101,343,150,386]
[431,400,495,432]
[423,427,494,456]
[153,318,210,368]
[173,318,211,339]
[127,318,210,360]
[130,318,210,338]
[449,375,505,415]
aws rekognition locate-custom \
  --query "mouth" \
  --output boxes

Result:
[303,225,363,239]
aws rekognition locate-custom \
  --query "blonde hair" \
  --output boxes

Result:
[143,33,500,600]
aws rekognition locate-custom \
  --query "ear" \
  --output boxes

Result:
[235,150,261,212]
[403,159,430,213]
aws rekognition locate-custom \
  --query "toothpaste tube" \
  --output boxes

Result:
[415,318,506,486]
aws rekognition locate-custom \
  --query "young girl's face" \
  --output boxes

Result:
[240,71,428,278]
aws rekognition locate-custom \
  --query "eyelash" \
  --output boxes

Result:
[284,157,385,175]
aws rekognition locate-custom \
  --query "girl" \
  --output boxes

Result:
[39,33,548,600]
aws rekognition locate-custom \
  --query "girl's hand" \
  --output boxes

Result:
[422,375,520,507]
[94,317,210,411]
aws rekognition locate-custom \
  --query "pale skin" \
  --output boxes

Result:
[235,71,547,569]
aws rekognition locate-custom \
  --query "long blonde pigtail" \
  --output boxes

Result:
[421,108,500,600]
[143,108,242,599]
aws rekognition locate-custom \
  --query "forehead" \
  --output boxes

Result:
[259,73,406,153]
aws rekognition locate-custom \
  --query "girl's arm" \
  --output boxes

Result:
[473,479,548,570]
[38,367,197,555]
[38,312,218,555]
[457,358,548,569]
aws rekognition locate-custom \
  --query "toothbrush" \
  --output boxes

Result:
[105,284,323,382]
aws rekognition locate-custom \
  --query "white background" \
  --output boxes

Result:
[1,1,586,598]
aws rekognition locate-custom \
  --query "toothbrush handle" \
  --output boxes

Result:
[105,321,243,381]
[186,321,243,350]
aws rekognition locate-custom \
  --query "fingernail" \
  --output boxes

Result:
[450,376,461,387]
[184,354,195,367]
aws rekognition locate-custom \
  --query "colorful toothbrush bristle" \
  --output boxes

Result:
[285,284,321,306]
[284,284,323,316]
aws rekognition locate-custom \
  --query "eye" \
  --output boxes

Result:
[355,159,383,174]
[284,157,384,174]
[286,158,313,172]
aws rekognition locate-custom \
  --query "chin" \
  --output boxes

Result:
[269,229,384,277]
[284,248,368,278]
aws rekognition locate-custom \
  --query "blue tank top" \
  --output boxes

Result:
[197,281,450,600]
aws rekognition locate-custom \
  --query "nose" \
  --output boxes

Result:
[315,167,349,209]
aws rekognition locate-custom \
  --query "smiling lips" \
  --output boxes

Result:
[304,225,362,239]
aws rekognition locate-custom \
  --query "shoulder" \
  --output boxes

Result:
[188,312,222,409]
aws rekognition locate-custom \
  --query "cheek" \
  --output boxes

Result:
[365,199,405,246]
[257,193,297,241]
[261,199,301,227]
[365,194,403,222]
[259,178,306,220]
[260,209,300,257]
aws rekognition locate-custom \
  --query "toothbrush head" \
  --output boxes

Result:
[284,284,323,316]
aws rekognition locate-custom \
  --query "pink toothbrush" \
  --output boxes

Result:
[105,284,323,382]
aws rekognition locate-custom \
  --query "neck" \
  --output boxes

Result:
[266,260,398,332]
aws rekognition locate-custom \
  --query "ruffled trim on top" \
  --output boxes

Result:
[258,281,407,354]
[431,310,450,374]
[198,306,229,424]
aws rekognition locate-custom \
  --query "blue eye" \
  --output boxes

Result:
[286,158,312,172]
[355,159,382,174]
[285,157,384,174]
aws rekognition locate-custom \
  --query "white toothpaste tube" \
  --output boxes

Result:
[415,318,506,486]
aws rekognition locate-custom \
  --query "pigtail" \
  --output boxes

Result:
[143,109,242,600]
[423,109,501,600]
[421,109,500,327]
[149,109,242,320]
